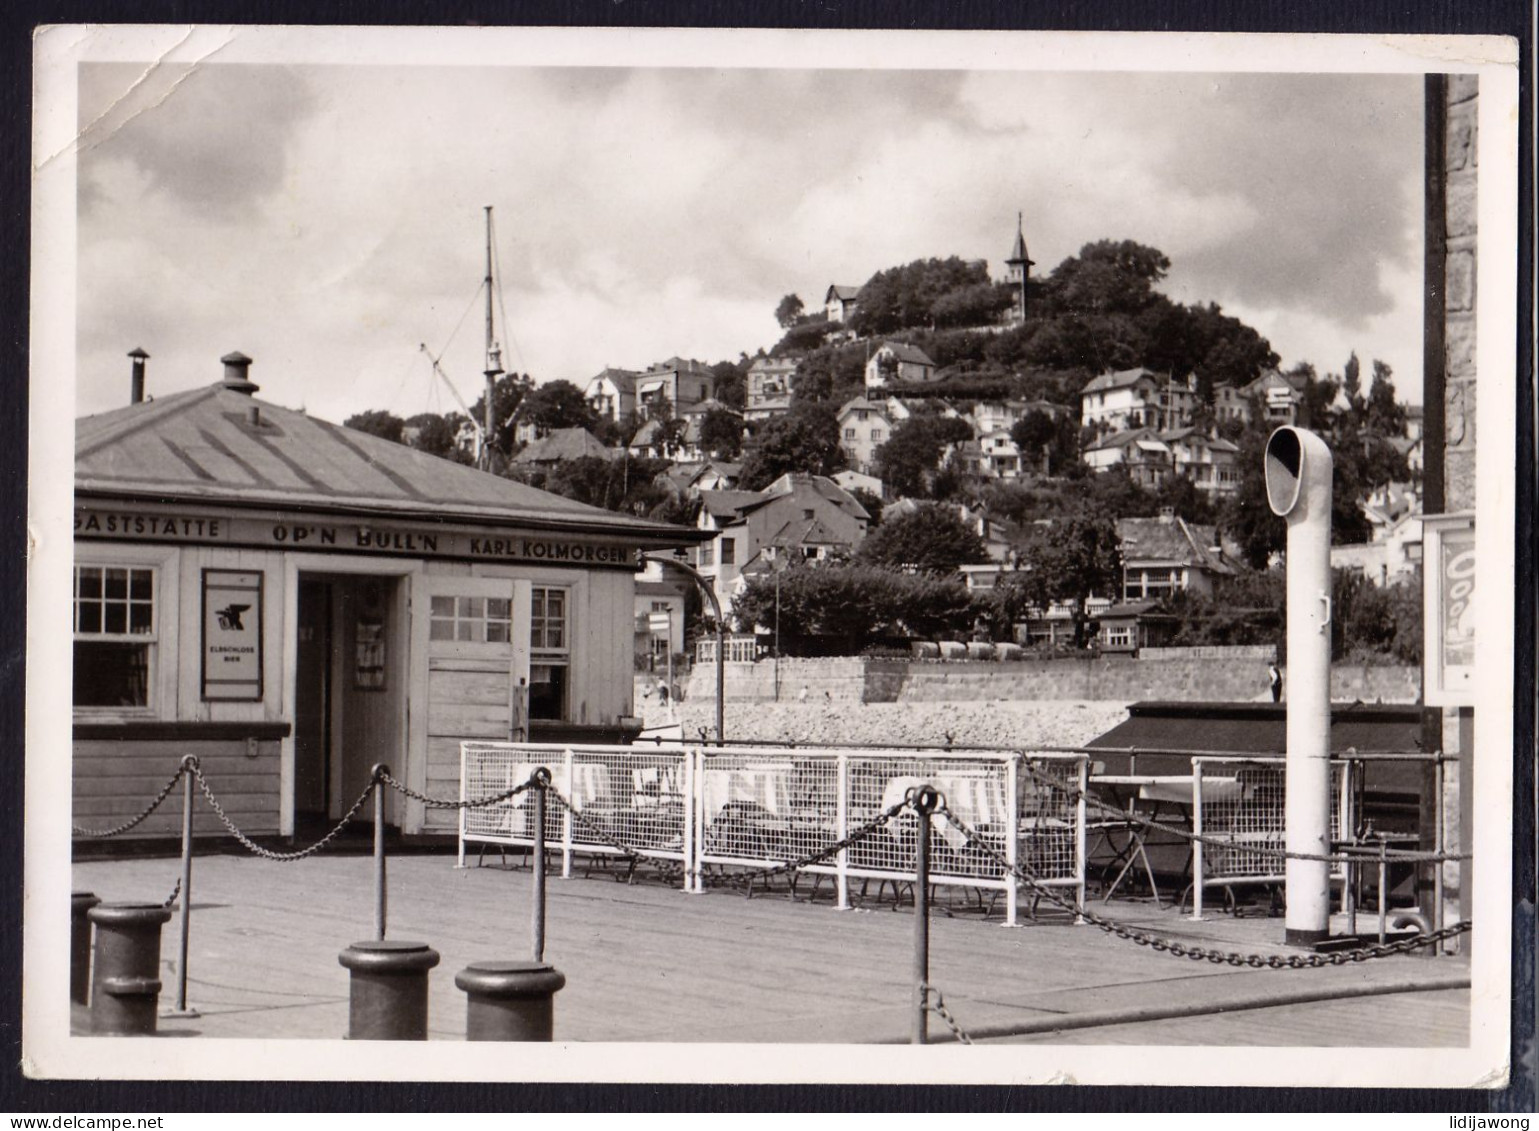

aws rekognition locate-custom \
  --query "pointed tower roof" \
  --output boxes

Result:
[1006,212,1034,267]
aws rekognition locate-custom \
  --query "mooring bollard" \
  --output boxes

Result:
[337,939,440,1040]
[455,961,567,1041]
[88,902,173,1035]
[70,891,101,1006]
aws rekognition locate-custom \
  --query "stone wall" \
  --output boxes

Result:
[685,655,1420,705]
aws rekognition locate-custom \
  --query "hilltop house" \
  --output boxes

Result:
[864,342,938,390]
[1241,368,1309,426]
[1082,427,1172,488]
[824,284,860,325]
[1158,427,1241,495]
[693,473,870,615]
[1115,512,1238,601]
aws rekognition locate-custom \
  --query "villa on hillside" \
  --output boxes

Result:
[1079,368,1197,433]
[824,284,860,324]
[745,356,798,420]
[693,473,870,615]
[864,342,938,389]
[635,357,717,418]
[583,366,645,423]
[836,396,897,474]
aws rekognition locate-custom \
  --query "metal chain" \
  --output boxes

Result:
[378,769,538,810]
[924,983,973,1045]
[192,765,377,862]
[1021,760,1472,865]
[72,765,186,838]
[701,800,914,890]
[937,805,1471,966]
[163,876,182,910]
[544,787,640,859]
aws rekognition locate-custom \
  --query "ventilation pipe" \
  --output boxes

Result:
[128,348,149,404]
[1264,426,1333,946]
[219,351,259,395]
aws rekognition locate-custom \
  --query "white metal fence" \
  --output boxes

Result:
[460,740,1090,926]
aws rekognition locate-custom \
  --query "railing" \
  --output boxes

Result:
[460,740,1090,925]
[694,635,762,663]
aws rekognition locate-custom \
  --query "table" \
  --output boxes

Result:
[1088,774,1244,905]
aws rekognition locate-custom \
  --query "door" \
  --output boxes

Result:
[293,580,332,820]
[417,576,530,834]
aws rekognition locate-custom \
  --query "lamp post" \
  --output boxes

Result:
[641,553,725,744]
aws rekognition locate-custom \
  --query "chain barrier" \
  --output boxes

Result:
[1019,760,1472,866]
[192,764,377,862]
[72,765,186,838]
[543,787,639,859]
[702,799,914,891]
[378,769,538,810]
[923,983,973,1045]
[937,804,1470,967]
[163,876,182,910]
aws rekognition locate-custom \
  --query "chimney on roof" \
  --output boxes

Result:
[128,347,149,405]
[220,351,260,395]
[1158,506,1175,523]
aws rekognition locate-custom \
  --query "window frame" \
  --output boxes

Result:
[529,584,572,722]
[72,544,180,719]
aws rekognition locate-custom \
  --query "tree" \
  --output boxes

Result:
[709,360,747,411]
[532,455,673,515]
[930,281,1015,329]
[520,379,596,434]
[856,502,990,574]
[698,407,744,460]
[737,402,846,488]
[1017,510,1123,645]
[344,409,405,444]
[403,412,461,459]
[1365,359,1407,438]
[872,416,974,499]
[849,256,992,336]
[468,371,534,461]
[774,293,806,329]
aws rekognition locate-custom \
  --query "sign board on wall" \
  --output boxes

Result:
[202,569,263,700]
[1422,512,1475,707]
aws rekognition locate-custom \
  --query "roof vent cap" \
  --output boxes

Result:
[219,351,260,395]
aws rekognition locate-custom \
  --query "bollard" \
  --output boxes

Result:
[88,902,173,1035]
[70,891,101,1005]
[455,961,567,1041]
[337,939,440,1040]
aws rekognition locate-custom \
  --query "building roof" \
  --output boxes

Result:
[836,396,892,421]
[766,515,851,549]
[1086,427,1164,453]
[586,366,642,395]
[677,398,739,420]
[698,488,764,521]
[1086,701,1425,795]
[511,426,615,464]
[1081,367,1159,395]
[76,380,690,539]
[826,284,860,301]
[1115,515,1233,574]
[1006,224,1031,264]
[874,342,937,368]
[755,472,870,521]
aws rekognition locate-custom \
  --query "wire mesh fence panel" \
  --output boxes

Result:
[460,742,692,865]
[567,745,691,860]
[1193,757,1351,890]
[1017,756,1082,887]
[696,747,842,873]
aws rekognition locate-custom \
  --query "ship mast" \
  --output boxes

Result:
[481,205,504,471]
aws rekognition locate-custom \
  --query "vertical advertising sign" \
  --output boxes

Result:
[202,569,264,700]
[1423,513,1475,707]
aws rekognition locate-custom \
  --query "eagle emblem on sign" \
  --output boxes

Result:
[215,603,251,631]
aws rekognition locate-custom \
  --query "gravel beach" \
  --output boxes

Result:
[671,698,1129,749]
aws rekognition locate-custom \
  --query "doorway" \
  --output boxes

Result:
[294,573,406,826]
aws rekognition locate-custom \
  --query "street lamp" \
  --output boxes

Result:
[641,553,725,745]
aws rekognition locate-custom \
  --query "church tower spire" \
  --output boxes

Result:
[1004,211,1035,327]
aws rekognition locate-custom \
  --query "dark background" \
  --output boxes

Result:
[2,0,1532,1115]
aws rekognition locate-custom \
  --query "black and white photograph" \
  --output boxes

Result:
[23,24,1523,1091]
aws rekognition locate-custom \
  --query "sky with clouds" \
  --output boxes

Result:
[74,60,1425,424]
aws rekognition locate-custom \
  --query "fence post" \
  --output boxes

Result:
[167,755,199,1016]
[372,765,388,941]
[1377,836,1389,945]
[1005,756,1020,928]
[835,753,849,911]
[1190,759,1205,920]
[1073,756,1088,922]
[531,767,550,963]
[911,784,938,1046]
[457,742,468,869]
[560,749,574,880]
[1433,753,1446,956]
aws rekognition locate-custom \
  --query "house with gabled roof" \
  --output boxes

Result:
[824,284,860,324]
[1082,426,1172,488]
[864,341,938,390]
[72,350,704,843]
[1159,427,1242,495]
[1080,368,1197,433]
[693,473,869,614]
[744,356,798,420]
[836,395,898,474]
[1115,512,1238,601]
[511,426,616,467]
[583,366,644,423]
